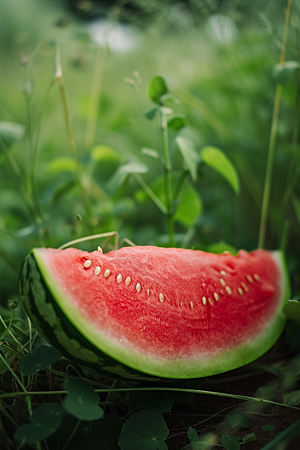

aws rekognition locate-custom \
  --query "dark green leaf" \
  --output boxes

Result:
[221,434,240,450]
[283,390,300,406]
[144,107,158,120]
[64,376,103,420]
[225,410,251,429]
[176,136,200,181]
[130,390,175,413]
[141,147,160,159]
[188,427,198,443]
[262,425,276,432]
[65,415,123,450]
[118,410,168,450]
[283,299,300,324]
[259,419,300,450]
[272,61,300,85]
[107,161,148,193]
[241,433,256,443]
[20,345,62,376]
[15,403,64,442]
[0,121,25,147]
[168,115,186,131]
[148,76,168,105]
[201,146,239,193]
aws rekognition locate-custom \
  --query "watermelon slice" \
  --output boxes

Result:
[19,246,290,380]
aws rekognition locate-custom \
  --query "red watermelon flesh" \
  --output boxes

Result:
[28,246,289,378]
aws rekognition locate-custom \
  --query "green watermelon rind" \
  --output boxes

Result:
[21,249,290,380]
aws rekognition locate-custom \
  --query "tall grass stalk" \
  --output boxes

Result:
[258,0,292,249]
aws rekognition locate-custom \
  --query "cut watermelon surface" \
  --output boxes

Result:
[20,246,290,380]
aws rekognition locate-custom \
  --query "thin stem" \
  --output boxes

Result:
[160,109,174,245]
[56,43,83,191]
[133,174,168,214]
[84,46,105,149]
[0,387,299,412]
[258,0,292,248]
[61,419,81,450]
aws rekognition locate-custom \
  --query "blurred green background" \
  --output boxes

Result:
[0,0,299,303]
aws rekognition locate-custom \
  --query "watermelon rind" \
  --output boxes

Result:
[20,248,290,381]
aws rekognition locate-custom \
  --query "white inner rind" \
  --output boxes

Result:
[33,249,290,379]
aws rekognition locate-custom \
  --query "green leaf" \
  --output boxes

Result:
[262,425,276,432]
[207,241,237,255]
[15,403,64,442]
[176,136,200,182]
[65,415,123,450]
[20,345,62,376]
[144,107,158,120]
[148,76,168,105]
[174,184,202,227]
[259,419,300,450]
[107,161,149,193]
[168,115,186,131]
[91,145,121,164]
[272,61,300,86]
[48,157,77,174]
[283,390,300,406]
[188,427,198,443]
[130,390,175,413]
[241,433,256,443]
[283,299,300,324]
[225,409,251,429]
[64,376,104,420]
[0,121,25,147]
[221,434,240,450]
[118,410,168,450]
[200,146,239,193]
[141,147,160,159]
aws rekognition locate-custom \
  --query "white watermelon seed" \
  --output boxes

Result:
[147,289,151,297]
[125,277,131,286]
[116,274,122,283]
[208,298,214,305]
[159,293,164,303]
[84,260,92,268]
[225,286,232,295]
[214,292,219,302]
[180,301,182,307]
[95,266,101,275]
[241,282,248,292]
[98,246,103,253]
[247,275,253,283]
[220,270,226,276]
[104,269,111,278]
[136,283,141,293]
[202,296,207,305]
[220,278,226,287]
[190,301,194,309]
[238,287,243,296]
[254,274,260,281]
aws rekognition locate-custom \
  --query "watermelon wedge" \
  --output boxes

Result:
[19,246,290,380]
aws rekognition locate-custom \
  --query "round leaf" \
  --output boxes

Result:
[148,76,168,105]
[118,410,168,450]
[201,146,239,193]
[168,115,186,131]
[174,184,202,228]
[20,345,62,376]
[64,376,103,420]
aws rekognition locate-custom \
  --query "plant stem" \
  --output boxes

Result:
[258,0,292,249]
[84,46,106,149]
[1,387,299,412]
[160,108,174,245]
[133,174,168,214]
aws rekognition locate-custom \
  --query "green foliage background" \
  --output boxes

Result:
[0,0,299,303]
